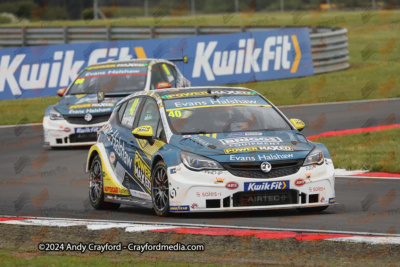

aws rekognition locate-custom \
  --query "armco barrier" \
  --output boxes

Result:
[0,26,348,75]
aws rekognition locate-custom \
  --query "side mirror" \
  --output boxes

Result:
[132,125,154,145]
[156,82,172,89]
[57,88,67,96]
[290,118,305,132]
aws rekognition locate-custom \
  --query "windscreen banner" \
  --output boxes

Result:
[0,28,313,100]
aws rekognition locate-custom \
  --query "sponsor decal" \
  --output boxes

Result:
[109,152,116,164]
[219,137,282,145]
[228,132,263,137]
[246,194,288,204]
[182,135,192,138]
[74,127,100,134]
[170,168,176,174]
[309,186,325,192]
[258,153,294,161]
[320,197,325,203]
[226,182,239,190]
[64,127,71,132]
[104,186,118,194]
[223,146,293,154]
[295,179,306,187]
[214,177,225,184]
[136,126,151,132]
[190,203,198,209]
[329,198,335,204]
[133,151,152,194]
[168,99,269,110]
[305,173,311,179]
[69,103,115,110]
[170,188,177,199]
[203,170,223,175]
[130,189,151,200]
[244,181,290,191]
[188,136,210,147]
[170,206,190,211]
[110,130,132,169]
[200,191,222,197]
[229,155,256,161]
[161,90,256,99]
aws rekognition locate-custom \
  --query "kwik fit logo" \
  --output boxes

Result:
[0,46,147,96]
[192,35,302,81]
[244,181,290,191]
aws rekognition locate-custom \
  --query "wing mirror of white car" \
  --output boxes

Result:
[156,82,172,89]
[57,88,67,96]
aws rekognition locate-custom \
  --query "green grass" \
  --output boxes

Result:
[1,10,399,125]
[0,96,59,125]
[0,251,208,267]
[1,224,400,266]
[313,127,400,173]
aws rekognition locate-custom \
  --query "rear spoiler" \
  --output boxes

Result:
[167,55,188,64]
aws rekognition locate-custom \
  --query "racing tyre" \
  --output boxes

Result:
[151,161,170,217]
[89,155,120,210]
[297,206,328,213]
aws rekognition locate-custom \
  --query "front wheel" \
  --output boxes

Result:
[89,155,120,210]
[151,161,170,217]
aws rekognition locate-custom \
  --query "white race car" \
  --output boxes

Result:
[43,58,190,147]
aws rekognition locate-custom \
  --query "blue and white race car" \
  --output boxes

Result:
[43,58,189,147]
[86,87,335,216]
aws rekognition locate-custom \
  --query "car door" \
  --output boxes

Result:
[131,97,167,197]
[105,97,152,201]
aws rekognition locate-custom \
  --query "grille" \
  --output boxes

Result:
[232,190,298,207]
[221,159,303,178]
[69,133,98,143]
[65,114,110,125]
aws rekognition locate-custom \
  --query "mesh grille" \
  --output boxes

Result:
[65,114,110,125]
[69,133,98,143]
[221,159,303,179]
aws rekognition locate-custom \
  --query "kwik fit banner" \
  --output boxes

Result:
[0,28,313,100]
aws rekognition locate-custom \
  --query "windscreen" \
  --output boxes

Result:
[162,92,291,134]
[67,63,148,95]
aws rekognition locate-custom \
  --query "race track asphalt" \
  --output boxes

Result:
[1,98,399,234]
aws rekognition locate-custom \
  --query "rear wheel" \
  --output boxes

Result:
[89,155,120,210]
[151,161,170,216]
[297,206,328,213]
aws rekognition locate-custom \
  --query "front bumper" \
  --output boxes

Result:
[168,159,335,213]
[43,116,104,147]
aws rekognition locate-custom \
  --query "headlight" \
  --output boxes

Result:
[50,107,64,120]
[303,147,324,166]
[181,151,224,171]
